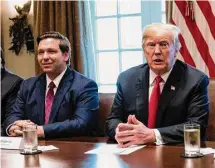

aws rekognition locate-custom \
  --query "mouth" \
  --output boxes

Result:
[41,64,52,67]
[153,59,163,63]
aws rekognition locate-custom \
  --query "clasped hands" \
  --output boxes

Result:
[115,115,156,148]
[9,120,45,138]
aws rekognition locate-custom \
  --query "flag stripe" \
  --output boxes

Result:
[171,19,196,67]
[176,52,184,62]
[172,3,209,75]
[175,1,215,77]
[178,34,196,67]
[197,1,215,39]
[208,1,215,16]
[194,2,215,65]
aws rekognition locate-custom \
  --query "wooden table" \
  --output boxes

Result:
[1,137,215,168]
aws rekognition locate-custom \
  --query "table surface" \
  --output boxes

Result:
[1,137,215,168]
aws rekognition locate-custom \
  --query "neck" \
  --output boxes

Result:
[47,66,67,80]
[47,73,60,81]
[152,69,168,76]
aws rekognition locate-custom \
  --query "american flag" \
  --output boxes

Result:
[170,1,215,78]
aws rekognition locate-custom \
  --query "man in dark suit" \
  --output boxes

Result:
[106,23,209,146]
[1,49,23,135]
[4,31,99,138]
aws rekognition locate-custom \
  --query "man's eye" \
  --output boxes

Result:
[160,42,168,47]
[48,50,56,54]
[38,51,44,55]
[148,43,156,47]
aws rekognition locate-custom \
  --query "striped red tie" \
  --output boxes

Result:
[148,76,162,128]
[45,81,55,124]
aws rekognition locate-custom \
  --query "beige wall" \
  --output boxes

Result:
[1,0,35,79]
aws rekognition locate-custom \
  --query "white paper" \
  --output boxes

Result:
[85,144,145,155]
[0,137,22,149]
[38,145,59,151]
[200,147,215,158]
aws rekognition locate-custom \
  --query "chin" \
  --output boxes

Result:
[42,68,53,73]
[151,66,167,74]
[152,64,165,69]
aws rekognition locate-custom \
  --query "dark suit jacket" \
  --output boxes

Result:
[1,68,23,135]
[4,67,99,138]
[106,60,209,144]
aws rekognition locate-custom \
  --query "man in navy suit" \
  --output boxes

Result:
[4,31,99,138]
[106,23,209,146]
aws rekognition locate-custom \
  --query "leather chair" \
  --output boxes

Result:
[97,93,115,136]
[206,79,215,140]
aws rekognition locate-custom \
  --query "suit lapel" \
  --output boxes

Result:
[34,74,46,125]
[136,65,149,125]
[156,60,184,127]
[48,68,74,123]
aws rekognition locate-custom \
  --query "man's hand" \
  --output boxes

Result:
[37,126,45,138]
[115,115,156,147]
[115,123,133,147]
[9,120,45,138]
[9,120,33,136]
[9,124,22,136]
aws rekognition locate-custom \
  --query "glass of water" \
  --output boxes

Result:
[184,124,201,157]
[22,123,38,154]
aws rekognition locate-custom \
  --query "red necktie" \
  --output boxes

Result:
[148,76,162,128]
[45,81,55,124]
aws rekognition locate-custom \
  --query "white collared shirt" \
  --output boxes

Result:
[149,68,172,99]
[46,67,67,96]
[149,67,173,145]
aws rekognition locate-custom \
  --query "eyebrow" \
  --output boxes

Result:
[146,40,169,44]
[159,40,169,43]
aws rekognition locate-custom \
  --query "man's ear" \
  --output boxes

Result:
[174,49,179,57]
[63,52,69,62]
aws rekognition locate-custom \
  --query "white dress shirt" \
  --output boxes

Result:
[149,68,173,145]
[46,67,67,96]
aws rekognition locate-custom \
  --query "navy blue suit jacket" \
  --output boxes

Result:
[106,60,209,143]
[4,67,99,138]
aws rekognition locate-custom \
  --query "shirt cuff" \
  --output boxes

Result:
[153,129,165,145]
[6,123,14,136]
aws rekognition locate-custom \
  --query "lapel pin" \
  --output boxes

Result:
[171,86,175,91]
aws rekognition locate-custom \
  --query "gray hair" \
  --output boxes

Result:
[142,23,181,51]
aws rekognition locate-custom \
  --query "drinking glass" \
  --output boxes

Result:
[184,124,201,157]
[21,123,38,154]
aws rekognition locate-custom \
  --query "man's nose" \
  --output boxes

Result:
[154,44,161,54]
[43,52,49,59]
